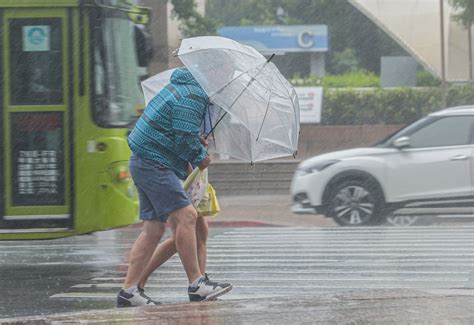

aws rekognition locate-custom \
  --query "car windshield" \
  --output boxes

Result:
[92,15,144,127]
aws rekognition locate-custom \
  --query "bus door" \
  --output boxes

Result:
[0,8,72,231]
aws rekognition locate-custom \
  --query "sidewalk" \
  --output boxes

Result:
[2,289,473,324]
[209,194,336,227]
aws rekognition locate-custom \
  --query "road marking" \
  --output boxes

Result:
[90,269,471,282]
[225,226,474,232]
[48,227,474,304]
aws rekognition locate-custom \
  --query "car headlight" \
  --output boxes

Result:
[297,159,340,176]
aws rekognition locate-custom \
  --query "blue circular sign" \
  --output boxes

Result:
[28,27,47,45]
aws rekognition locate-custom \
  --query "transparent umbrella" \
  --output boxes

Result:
[141,68,176,106]
[178,36,300,163]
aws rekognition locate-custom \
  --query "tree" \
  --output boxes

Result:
[450,0,474,28]
[450,0,474,80]
[332,48,360,74]
[171,0,219,37]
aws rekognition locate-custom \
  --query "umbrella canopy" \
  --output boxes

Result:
[177,36,300,163]
[141,68,176,106]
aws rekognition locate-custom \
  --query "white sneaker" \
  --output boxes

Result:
[116,287,161,307]
[188,273,233,302]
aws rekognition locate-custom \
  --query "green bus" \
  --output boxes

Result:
[0,0,152,240]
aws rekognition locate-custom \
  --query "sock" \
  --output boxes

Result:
[190,276,204,288]
[124,286,138,294]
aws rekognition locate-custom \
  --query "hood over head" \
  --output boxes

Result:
[170,67,201,87]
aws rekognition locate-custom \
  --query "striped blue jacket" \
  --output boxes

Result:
[128,68,209,179]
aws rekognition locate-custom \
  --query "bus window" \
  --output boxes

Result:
[92,13,144,127]
[9,18,63,105]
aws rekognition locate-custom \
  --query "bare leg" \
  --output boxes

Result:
[122,220,166,289]
[168,204,202,283]
[139,216,210,288]
[196,216,208,274]
[138,237,176,288]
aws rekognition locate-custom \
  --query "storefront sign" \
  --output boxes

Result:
[218,25,328,54]
[295,87,323,124]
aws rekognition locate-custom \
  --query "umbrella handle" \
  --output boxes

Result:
[204,111,227,140]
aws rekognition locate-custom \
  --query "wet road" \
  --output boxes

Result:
[1,226,474,319]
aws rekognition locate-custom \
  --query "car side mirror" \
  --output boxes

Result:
[393,136,410,149]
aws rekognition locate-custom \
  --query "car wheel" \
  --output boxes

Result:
[326,179,385,226]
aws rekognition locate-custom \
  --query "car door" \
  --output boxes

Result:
[387,115,474,203]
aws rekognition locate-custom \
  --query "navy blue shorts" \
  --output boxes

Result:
[129,155,191,223]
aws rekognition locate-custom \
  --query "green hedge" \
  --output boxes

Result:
[320,85,474,125]
[291,71,380,88]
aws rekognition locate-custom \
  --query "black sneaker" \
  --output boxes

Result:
[116,287,161,307]
[188,273,233,302]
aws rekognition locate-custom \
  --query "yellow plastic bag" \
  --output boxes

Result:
[183,168,208,208]
[197,184,221,217]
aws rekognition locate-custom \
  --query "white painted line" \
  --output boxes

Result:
[50,292,280,299]
[90,269,470,282]
[202,260,474,265]
[218,233,474,237]
[164,264,474,269]
[203,253,474,257]
[216,228,474,237]
[208,239,474,243]
[71,276,468,289]
[3,239,472,248]
[225,226,474,232]
[50,283,469,300]
[3,243,474,251]
[220,232,474,236]
[221,229,474,233]
[207,241,474,249]
[96,259,474,267]
[214,235,474,240]
[205,248,474,253]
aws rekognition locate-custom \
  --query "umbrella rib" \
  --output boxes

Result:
[205,63,268,139]
[208,61,267,99]
[204,85,247,139]
[207,104,216,149]
[256,89,273,142]
[273,71,300,147]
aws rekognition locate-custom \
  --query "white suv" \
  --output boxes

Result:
[291,105,474,226]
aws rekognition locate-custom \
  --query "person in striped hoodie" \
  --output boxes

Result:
[117,68,232,307]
